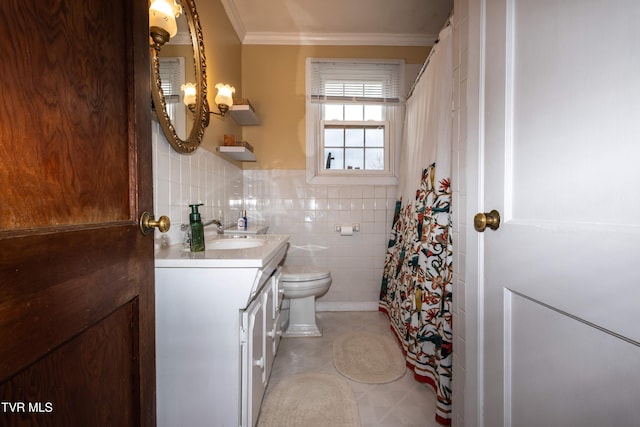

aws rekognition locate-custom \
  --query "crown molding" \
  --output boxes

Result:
[220,0,436,46]
[241,31,436,46]
[220,0,247,42]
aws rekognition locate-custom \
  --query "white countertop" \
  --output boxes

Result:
[154,234,289,269]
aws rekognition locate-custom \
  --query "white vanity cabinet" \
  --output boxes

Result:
[154,235,288,427]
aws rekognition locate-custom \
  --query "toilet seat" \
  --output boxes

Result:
[280,266,330,282]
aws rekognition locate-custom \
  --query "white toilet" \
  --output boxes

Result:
[280,266,332,337]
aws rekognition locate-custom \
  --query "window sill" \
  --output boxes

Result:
[306,172,398,186]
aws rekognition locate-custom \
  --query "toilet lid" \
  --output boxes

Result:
[280,265,331,282]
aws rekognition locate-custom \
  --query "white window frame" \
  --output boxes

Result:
[305,58,404,185]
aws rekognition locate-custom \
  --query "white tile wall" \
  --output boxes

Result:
[244,170,397,311]
[152,122,244,246]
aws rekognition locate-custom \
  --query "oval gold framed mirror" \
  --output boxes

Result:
[150,0,207,154]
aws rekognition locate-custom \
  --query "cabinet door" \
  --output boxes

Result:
[243,296,265,427]
[274,270,285,314]
[271,274,284,354]
[264,281,276,381]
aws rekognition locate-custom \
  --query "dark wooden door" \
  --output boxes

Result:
[0,0,155,425]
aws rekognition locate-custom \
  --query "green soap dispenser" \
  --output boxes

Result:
[189,203,205,252]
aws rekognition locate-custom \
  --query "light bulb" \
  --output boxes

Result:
[149,0,182,38]
[214,83,235,107]
[182,83,197,106]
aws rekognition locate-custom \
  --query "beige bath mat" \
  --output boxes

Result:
[257,373,360,427]
[333,332,406,384]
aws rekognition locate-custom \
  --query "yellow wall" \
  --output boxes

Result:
[240,45,430,170]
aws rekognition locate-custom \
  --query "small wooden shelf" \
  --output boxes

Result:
[229,104,260,126]
[217,146,256,162]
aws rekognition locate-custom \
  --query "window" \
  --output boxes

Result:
[158,57,186,137]
[306,58,404,184]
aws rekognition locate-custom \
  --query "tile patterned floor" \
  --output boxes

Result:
[262,311,442,427]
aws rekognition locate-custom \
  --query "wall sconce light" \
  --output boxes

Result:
[181,83,197,107]
[213,83,235,117]
[149,0,182,49]
[182,82,235,128]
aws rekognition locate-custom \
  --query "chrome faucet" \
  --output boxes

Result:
[180,218,225,246]
[202,218,225,233]
[180,219,225,233]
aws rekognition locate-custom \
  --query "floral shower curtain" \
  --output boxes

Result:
[379,20,453,426]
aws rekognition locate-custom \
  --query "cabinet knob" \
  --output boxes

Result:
[254,357,264,369]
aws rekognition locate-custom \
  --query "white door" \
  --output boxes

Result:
[481,1,640,426]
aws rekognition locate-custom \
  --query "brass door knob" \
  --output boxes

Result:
[139,211,171,235]
[474,210,500,232]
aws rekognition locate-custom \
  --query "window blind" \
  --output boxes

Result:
[309,59,404,104]
[158,57,184,104]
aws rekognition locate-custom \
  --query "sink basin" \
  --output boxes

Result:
[208,238,267,250]
[155,234,289,268]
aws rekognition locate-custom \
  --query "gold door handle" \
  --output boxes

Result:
[474,210,500,232]
[139,211,171,235]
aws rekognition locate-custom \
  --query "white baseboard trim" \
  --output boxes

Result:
[316,301,379,312]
